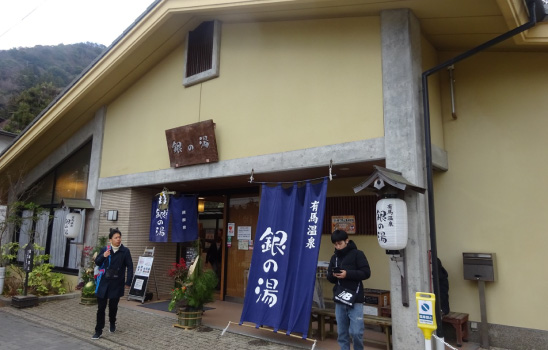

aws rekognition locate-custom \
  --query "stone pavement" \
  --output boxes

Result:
[0,294,304,350]
[0,293,514,350]
[0,311,103,350]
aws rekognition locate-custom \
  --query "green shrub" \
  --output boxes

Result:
[27,263,66,295]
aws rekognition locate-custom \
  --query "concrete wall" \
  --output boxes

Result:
[101,17,383,178]
[421,36,444,150]
[434,51,548,331]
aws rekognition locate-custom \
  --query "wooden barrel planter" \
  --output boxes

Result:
[173,308,202,329]
[80,295,98,305]
[80,281,97,305]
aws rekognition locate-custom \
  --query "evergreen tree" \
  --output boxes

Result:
[3,82,60,133]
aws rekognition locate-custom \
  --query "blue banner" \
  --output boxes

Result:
[240,178,328,338]
[170,195,199,243]
[149,196,170,242]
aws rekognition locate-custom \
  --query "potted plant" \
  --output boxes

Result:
[167,257,189,310]
[168,246,217,329]
[79,246,97,305]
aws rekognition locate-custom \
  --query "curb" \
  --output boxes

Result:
[0,291,79,307]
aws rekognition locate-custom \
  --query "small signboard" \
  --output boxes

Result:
[418,299,434,324]
[23,245,34,272]
[237,226,252,240]
[135,256,153,277]
[128,250,156,304]
[227,223,235,236]
[238,240,249,250]
[416,292,437,340]
[165,119,219,168]
[331,215,356,234]
[185,247,198,264]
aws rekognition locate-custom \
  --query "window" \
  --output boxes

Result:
[16,141,92,273]
[183,20,221,87]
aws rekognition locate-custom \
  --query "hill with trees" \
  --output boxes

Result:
[0,42,106,134]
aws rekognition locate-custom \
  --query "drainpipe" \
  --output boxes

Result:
[421,0,540,341]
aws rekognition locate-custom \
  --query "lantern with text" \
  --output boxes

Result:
[64,212,82,238]
[376,198,408,250]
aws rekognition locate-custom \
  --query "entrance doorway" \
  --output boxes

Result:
[224,196,259,302]
[173,191,261,303]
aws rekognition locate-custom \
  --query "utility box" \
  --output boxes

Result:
[463,253,496,281]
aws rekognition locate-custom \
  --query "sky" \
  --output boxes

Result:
[0,0,157,50]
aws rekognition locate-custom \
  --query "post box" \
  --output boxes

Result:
[462,252,496,281]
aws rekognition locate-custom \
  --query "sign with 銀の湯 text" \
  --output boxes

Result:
[165,119,218,168]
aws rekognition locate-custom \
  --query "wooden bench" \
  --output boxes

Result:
[310,307,392,350]
[442,312,469,347]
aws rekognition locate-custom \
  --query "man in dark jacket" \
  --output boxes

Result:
[206,236,222,290]
[437,258,450,315]
[92,228,133,340]
[327,230,371,350]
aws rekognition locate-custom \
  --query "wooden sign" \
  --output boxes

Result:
[24,245,34,272]
[165,119,219,168]
[331,215,356,234]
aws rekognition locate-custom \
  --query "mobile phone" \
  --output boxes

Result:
[107,243,111,251]
[333,267,341,273]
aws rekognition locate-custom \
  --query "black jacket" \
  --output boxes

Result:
[327,240,371,304]
[95,244,133,299]
[206,243,222,265]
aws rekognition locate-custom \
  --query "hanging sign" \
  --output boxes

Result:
[165,119,219,168]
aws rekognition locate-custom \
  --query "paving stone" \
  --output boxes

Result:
[0,298,303,350]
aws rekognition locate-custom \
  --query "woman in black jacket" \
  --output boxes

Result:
[92,228,133,340]
[327,230,371,350]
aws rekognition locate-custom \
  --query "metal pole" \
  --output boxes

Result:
[448,65,457,119]
[478,280,489,349]
[425,338,432,350]
[434,334,445,350]
[23,271,29,296]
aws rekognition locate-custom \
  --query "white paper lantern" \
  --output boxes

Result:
[64,212,82,239]
[376,198,408,250]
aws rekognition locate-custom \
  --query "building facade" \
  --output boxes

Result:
[1,1,547,349]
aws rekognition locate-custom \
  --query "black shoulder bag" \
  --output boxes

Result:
[332,257,360,306]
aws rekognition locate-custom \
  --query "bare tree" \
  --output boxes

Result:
[0,167,43,267]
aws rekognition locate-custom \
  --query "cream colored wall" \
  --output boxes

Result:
[421,36,444,149]
[434,51,548,330]
[101,17,383,178]
[64,274,78,293]
[317,177,391,299]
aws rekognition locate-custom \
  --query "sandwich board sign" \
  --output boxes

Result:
[128,247,156,303]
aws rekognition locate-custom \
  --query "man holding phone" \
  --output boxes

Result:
[327,230,371,350]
